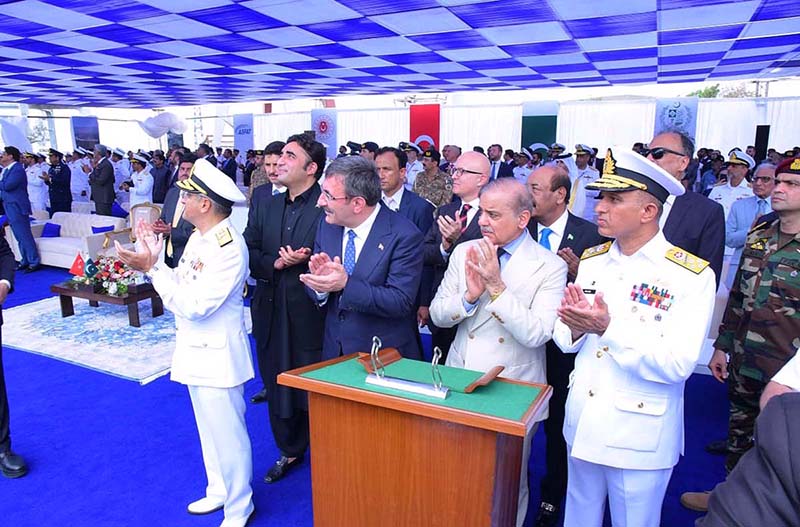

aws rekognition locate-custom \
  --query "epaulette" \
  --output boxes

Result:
[581,241,611,260]
[216,227,233,247]
[665,247,709,274]
[747,213,778,235]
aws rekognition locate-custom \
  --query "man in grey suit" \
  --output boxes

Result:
[87,144,115,216]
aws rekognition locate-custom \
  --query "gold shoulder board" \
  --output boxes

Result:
[665,247,709,274]
[747,219,771,235]
[216,227,233,247]
[581,241,612,260]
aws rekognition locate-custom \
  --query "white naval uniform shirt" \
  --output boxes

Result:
[513,165,531,183]
[405,160,423,191]
[553,231,716,470]
[128,169,154,207]
[26,164,48,211]
[148,218,254,388]
[707,179,754,220]
[569,165,600,223]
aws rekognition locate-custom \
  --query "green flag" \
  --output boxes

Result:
[84,258,99,278]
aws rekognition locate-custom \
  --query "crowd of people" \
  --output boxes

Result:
[0,128,799,527]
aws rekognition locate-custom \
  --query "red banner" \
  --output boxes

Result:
[409,104,440,151]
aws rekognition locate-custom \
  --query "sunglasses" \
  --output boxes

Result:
[644,147,686,160]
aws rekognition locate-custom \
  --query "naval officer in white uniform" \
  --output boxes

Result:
[553,148,716,527]
[116,158,255,527]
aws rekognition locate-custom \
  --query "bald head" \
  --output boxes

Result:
[452,151,490,201]
[527,164,571,226]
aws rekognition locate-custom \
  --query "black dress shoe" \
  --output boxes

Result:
[263,455,302,483]
[0,450,28,479]
[24,265,40,274]
[15,263,28,271]
[250,388,268,404]
[534,501,560,527]
[705,439,730,455]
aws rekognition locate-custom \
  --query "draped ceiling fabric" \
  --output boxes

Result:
[0,0,797,108]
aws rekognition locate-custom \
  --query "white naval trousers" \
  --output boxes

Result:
[188,384,254,523]
[564,454,673,527]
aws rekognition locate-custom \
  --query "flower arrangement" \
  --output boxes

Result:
[69,256,143,296]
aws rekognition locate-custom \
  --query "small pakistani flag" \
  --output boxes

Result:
[84,258,99,278]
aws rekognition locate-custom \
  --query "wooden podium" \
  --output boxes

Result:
[278,354,551,527]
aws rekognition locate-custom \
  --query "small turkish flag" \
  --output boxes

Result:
[69,253,85,276]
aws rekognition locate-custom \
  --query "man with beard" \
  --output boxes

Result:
[244,133,325,482]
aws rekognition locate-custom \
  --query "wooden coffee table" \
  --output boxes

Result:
[50,281,164,328]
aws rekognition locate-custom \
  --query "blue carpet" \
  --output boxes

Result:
[1,266,727,526]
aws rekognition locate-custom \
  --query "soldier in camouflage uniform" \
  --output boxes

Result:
[681,156,800,512]
[413,147,452,207]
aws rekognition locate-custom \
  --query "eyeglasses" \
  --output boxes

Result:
[452,167,483,177]
[644,147,686,160]
[753,176,775,184]
[321,189,350,202]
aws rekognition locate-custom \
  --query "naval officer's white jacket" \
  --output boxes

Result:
[149,217,254,388]
[553,231,715,470]
[430,233,566,400]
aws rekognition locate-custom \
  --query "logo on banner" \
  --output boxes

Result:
[311,109,337,159]
[232,114,254,151]
[312,112,335,138]
[654,98,698,138]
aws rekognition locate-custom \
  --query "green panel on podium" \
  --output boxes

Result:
[300,356,542,421]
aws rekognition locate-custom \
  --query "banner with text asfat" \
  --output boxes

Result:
[233,114,254,153]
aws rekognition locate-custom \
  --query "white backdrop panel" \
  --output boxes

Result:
[765,98,800,152]
[336,108,408,149]
[557,100,656,153]
[695,99,761,154]
[441,105,522,152]
[254,112,311,147]
[99,120,161,152]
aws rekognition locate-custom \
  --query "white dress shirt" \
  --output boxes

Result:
[773,352,800,392]
[381,186,405,212]
[342,204,381,263]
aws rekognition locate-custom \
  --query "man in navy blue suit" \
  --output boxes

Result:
[0,227,25,478]
[376,146,435,350]
[648,131,725,289]
[375,147,434,232]
[0,147,40,273]
[299,156,424,360]
[488,144,514,180]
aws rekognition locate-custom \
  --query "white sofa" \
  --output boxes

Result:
[6,212,127,268]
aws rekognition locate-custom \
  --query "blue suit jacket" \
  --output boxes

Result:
[312,206,424,360]
[0,162,31,216]
[393,189,434,308]
[663,191,725,290]
[395,190,434,235]
[726,196,772,265]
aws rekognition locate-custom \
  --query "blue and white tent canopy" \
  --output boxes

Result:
[0,0,798,108]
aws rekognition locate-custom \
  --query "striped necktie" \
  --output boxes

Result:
[459,203,472,234]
